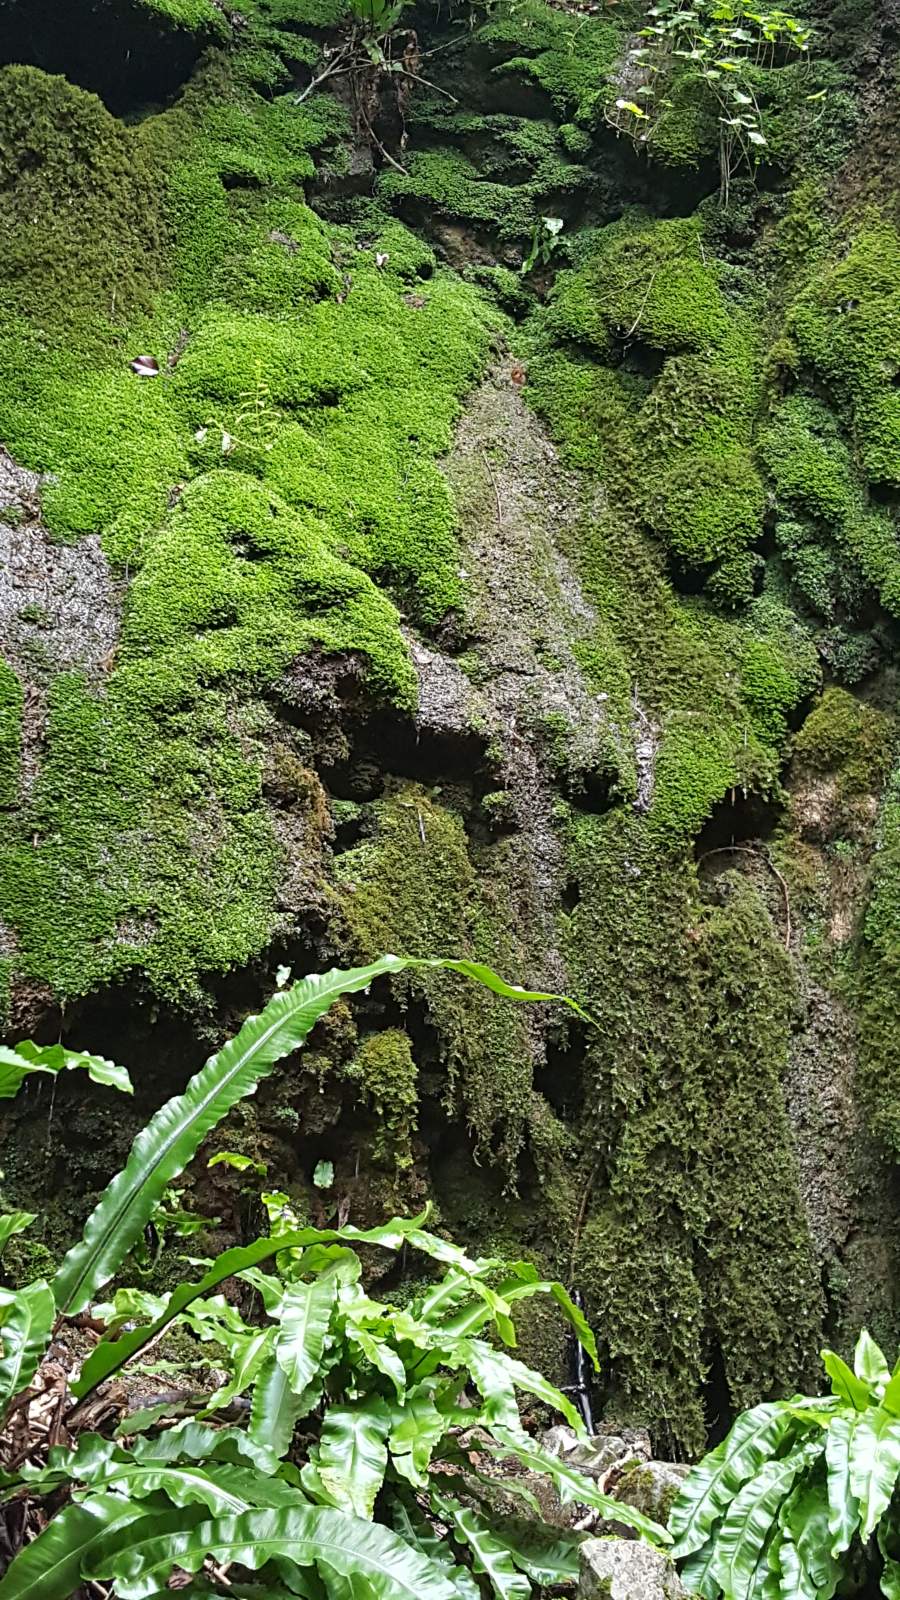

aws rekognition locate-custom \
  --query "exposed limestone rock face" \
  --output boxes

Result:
[578,1540,687,1600]
[0,0,899,1455]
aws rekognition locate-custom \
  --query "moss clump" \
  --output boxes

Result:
[378,148,540,245]
[548,215,731,353]
[793,687,895,799]
[565,811,822,1455]
[133,0,229,25]
[0,665,22,810]
[476,0,623,124]
[859,759,900,1159]
[0,472,415,1005]
[540,216,765,590]
[346,1030,419,1170]
[0,40,503,1005]
[335,786,536,1168]
[789,222,900,488]
[761,394,900,622]
[0,67,167,328]
[650,452,765,568]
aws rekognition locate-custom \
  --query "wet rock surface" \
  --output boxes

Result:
[0,448,123,796]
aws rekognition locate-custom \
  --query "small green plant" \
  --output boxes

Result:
[670,1330,900,1599]
[0,955,669,1600]
[195,363,282,459]
[609,0,815,202]
[350,0,406,38]
[521,216,564,277]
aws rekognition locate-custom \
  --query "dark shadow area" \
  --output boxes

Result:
[0,0,219,116]
[701,1339,734,1446]
[694,789,783,858]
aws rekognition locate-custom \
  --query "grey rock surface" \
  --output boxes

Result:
[579,1539,687,1600]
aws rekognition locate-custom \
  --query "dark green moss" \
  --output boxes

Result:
[793,687,895,799]
[0,664,22,810]
[345,1029,419,1171]
[0,66,167,328]
[761,394,900,621]
[789,222,900,488]
[565,811,822,1455]
[475,0,624,124]
[335,786,536,1168]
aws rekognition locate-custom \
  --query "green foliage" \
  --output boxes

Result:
[0,67,166,327]
[858,758,900,1160]
[611,0,816,198]
[761,393,900,620]
[671,1331,900,1600]
[563,813,822,1453]
[792,688,895,800]
[0,1043,133,1102]
[53,955,582,1316]
[475,0,624,125]
[334,789,542,1167]
[542,216,766,593]
[0,958,668,1600]
[0,48,500,1010]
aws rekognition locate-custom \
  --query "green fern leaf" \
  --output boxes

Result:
[250,1357,313,1458]
[848,1405,900,1541]
[0,1495,151,1600]
[776,1473,841,1600]
[669,1405,798,1559]
[823,1413,860,1556]
[87,1505,464,1600]
[73,1216,426,1398]
[430,1491,531,1600]
[302,1397,391,1519]
[276,1275,338,1396]
[0,1280,55,1407]
[487,1432,670,1545]
[54,957,579,1317]
[709,1441,823,1600]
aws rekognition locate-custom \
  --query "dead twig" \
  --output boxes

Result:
[569,1161,598,1284]
[481,449,503,529]
[624,267,660,339]
[697,844,792,950]
[392,69,458,103]
[355,100,408,174]
[293,49,353,103]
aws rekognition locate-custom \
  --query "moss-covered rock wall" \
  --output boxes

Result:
[1,0,899,1457]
